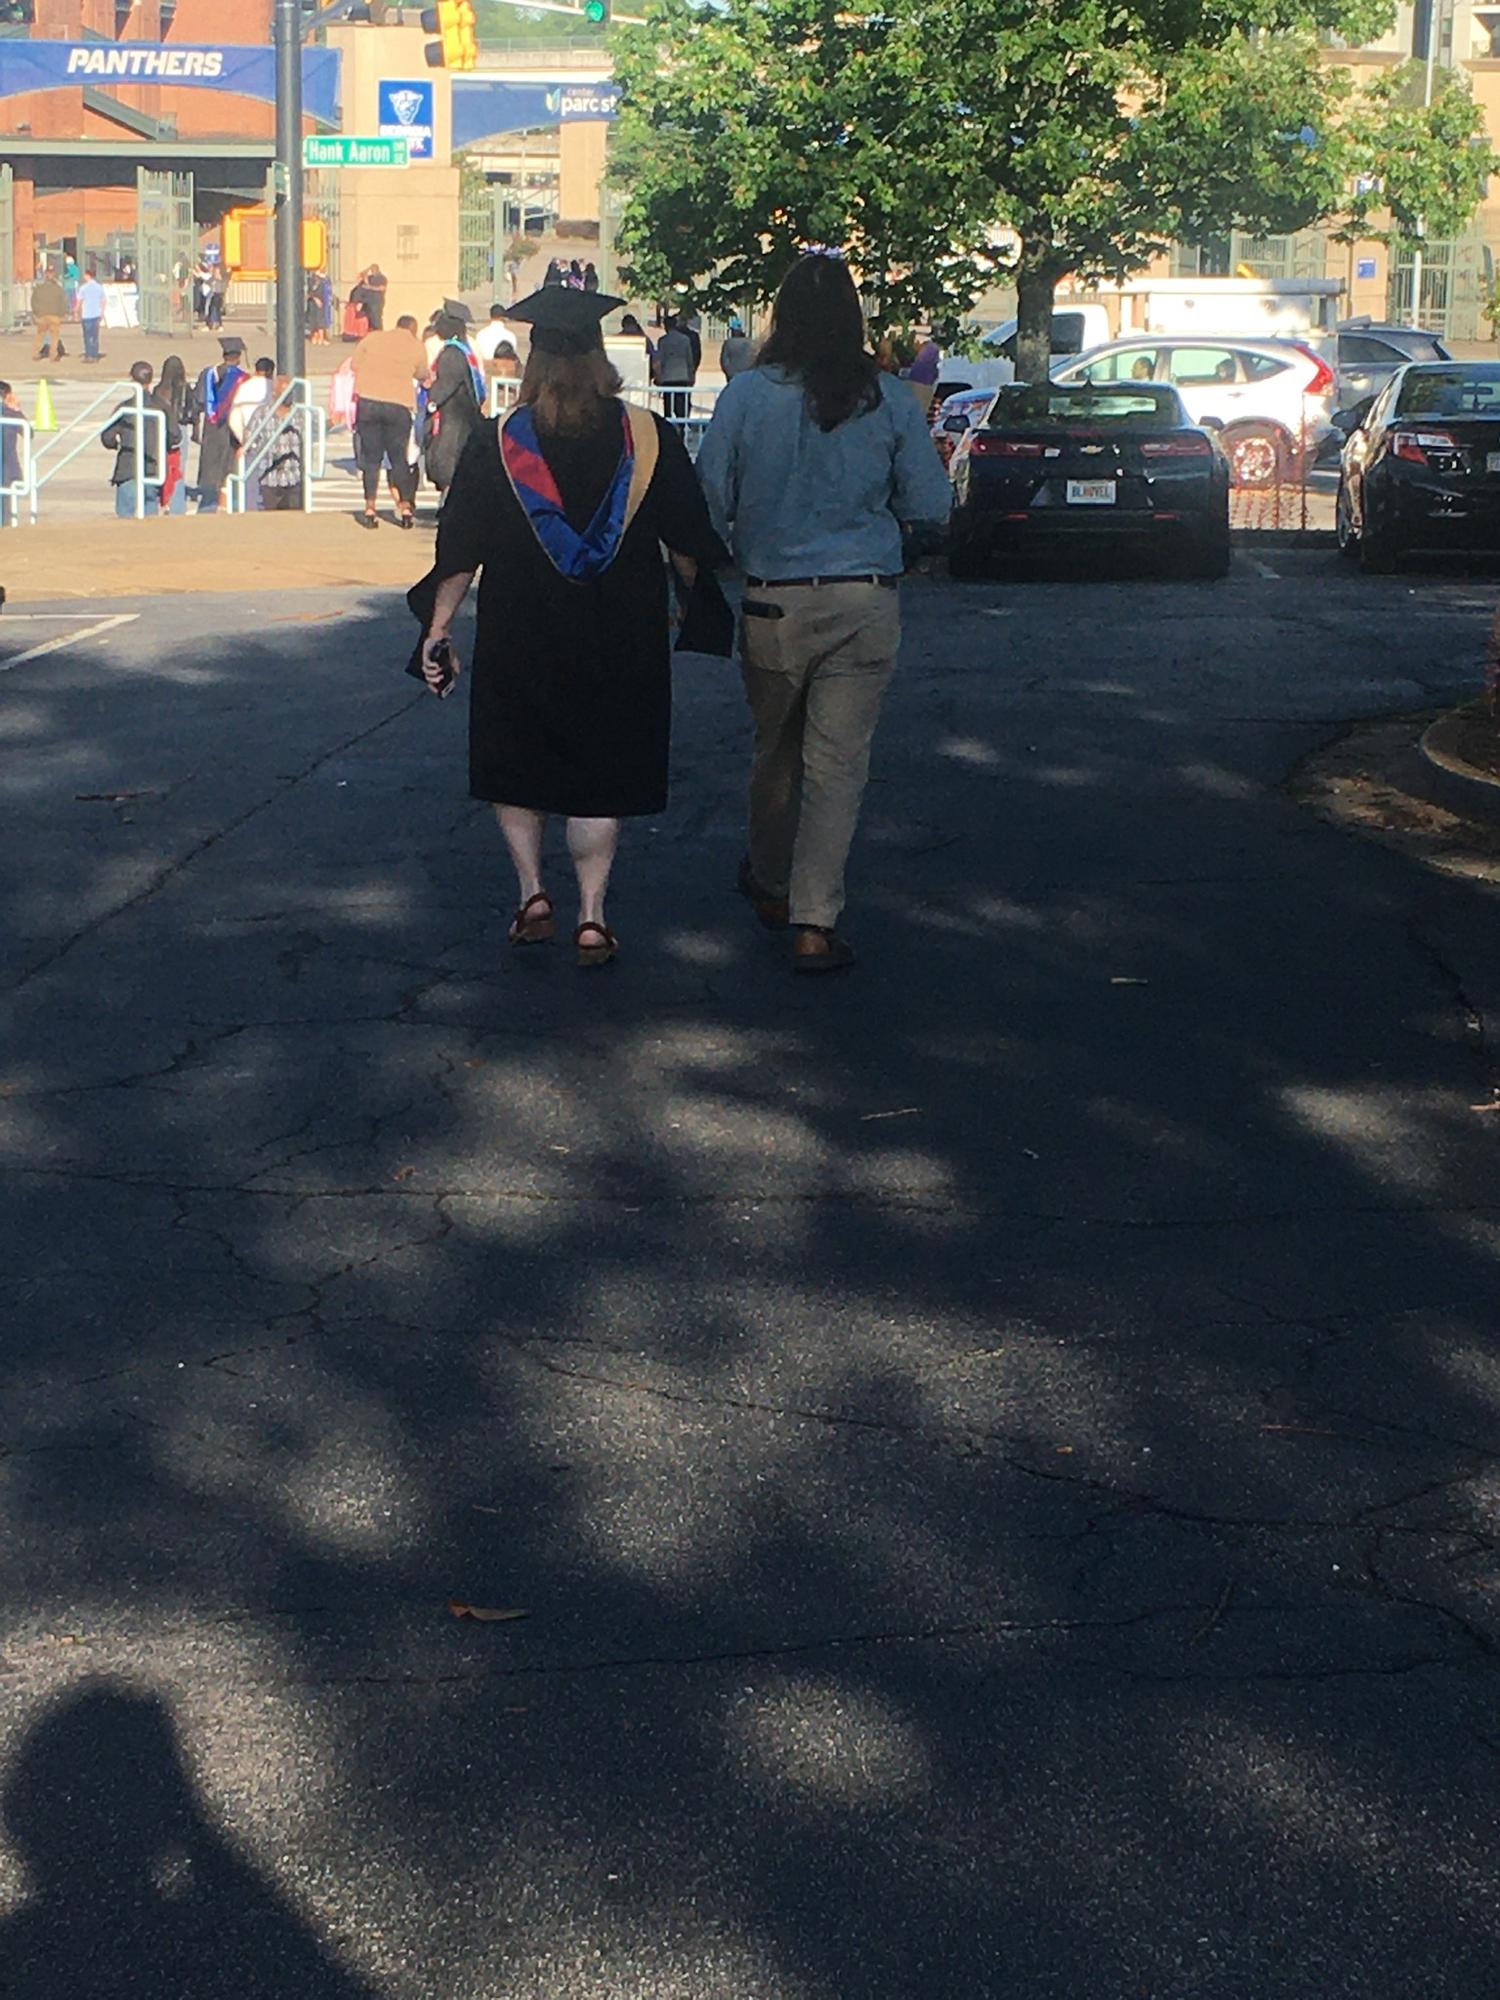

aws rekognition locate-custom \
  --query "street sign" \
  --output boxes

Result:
[302,134,410,168]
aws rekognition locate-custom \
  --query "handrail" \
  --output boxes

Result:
[0,412,33,528]
[27,381,165,521]
[225,378,324,513]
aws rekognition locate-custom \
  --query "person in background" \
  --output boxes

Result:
[360,264,389,330]
[101,360,179,518]
[206,261,226,330]
[228,356,276,440]
[719,315,757,379]
[63,253,80,314]
[567,259,585,290]
[472,302,518,366]
[350,312,426,529]
[228,355,277,509]
[908,336,942,386]
[696,253,952,973]
[422,311,485,497]
[619,312,657,377]
[155,354,192,515]
[583,261,600,293]
[490,340,521,381]
[543,259,564,288]
[30,272,67,361]
[409,284,728,967]
[192,335,249,513]
[655,313,698,420]
[306,274,326,345]
[77,268,106,364]
[243,376,304,511]
[0,382,23,527]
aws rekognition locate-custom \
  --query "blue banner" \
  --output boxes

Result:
[377,77,434,161]
[451,77,619,148]
[0,43,341,127]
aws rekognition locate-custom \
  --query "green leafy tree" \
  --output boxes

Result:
[611,0,1494,380]
[609,0,1001,327]
[1333,61,1495,254]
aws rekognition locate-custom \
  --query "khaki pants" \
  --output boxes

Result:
[740,579,901,930]
[33,315,63,356]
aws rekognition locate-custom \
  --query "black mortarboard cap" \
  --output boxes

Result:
[441,297,474,324]
[506,286,626,355]
[219,335,245,356]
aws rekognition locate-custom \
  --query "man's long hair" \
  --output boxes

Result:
[757,255,881,433]
[520,345,623,436]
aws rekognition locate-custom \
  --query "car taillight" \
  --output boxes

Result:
[970,435,1043,457]
[1141,435,1213,456]
[1392,428,1459,463]
[1290,344,1336,398]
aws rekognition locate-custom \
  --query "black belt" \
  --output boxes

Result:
[744,573,897,589]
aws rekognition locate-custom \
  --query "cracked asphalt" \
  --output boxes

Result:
[3,551,1500,1998]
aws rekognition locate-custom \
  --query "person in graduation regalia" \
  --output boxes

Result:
[192,336,249,513]
[410,285,729,967]
[421,310,485,496]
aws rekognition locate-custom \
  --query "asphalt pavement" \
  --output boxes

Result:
[3,552,1500,1998]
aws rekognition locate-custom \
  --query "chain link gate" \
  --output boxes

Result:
[137,168,194,335]
[0,165,15,333]
[458,184,498,297]
[305,169,345,311]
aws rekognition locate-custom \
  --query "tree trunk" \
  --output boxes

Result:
[1014,257,1059,385]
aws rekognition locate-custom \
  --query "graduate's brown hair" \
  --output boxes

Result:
[520,345,623,437]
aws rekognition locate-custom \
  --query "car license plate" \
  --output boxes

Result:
[1487,453,1500,474]
[1066,479,1116,505]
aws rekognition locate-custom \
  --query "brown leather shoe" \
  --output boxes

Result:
[791,925,856,973]
[736,855,790,930]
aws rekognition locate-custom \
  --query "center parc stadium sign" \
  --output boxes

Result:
[0,42,341,124]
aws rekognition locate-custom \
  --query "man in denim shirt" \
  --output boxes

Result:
[697,256,951,971]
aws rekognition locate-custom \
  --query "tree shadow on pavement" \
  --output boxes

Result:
[2,576,1500,1997]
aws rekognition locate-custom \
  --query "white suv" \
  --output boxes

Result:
[1052,336,1337,487]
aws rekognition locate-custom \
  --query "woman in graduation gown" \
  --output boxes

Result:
[411,287,729,965]
[421,311,485,495]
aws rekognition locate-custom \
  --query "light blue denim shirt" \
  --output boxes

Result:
[696,365,952,579]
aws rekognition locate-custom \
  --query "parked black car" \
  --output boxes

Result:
[948,382,1231,579]
[1336,360,1500,571]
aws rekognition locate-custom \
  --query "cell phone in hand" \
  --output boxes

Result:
[426,637,456,697]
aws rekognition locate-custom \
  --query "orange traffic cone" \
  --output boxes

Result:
[33,379,57,434]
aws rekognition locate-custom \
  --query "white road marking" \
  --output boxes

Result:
[0,612,139,670]
[1245,556,1281,580]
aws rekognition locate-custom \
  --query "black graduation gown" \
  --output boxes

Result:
[426,407,726,819]
[194,365,241,490]
[423,346,482,491]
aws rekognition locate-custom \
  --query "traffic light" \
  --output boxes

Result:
[423,0,477,68]
[583,0,610,21]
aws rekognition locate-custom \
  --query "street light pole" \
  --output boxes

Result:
[1410,0,1451,328]
[273,0,307,378]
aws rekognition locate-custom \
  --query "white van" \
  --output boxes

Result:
[980,305,1112,362]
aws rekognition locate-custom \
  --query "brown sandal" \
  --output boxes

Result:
[575,921,618,967]
[508,891,555,946]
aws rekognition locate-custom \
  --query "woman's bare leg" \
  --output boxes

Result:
[495,804,546,905]
[566,816,619,929]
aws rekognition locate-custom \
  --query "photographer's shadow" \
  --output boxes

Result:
[1,1680,380,1999]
